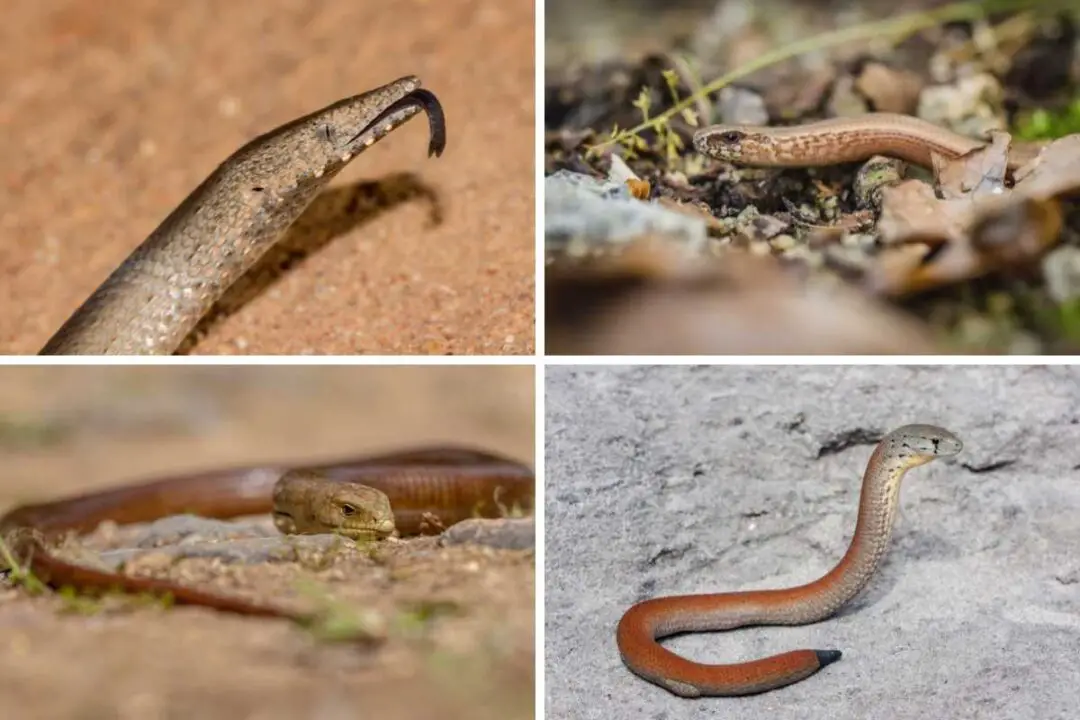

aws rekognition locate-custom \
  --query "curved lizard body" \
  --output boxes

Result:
[40,76,446,355]
[694,113,1040,171]
[617,424,962,697]
[0,446,533,621]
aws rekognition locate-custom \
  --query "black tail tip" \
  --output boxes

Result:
[815,649,843,668]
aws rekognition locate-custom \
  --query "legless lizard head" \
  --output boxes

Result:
[273,470,396,540]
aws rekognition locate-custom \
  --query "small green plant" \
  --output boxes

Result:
[393,600,461,639]
[1015,96,1080,140]
[2,540,181,614]
[292,578,384,643]
[585,0,1073,159]
[1056,299,1080,345]
[1026,293,1080,348]
[0,537,49,595]
[606,70,698,164]
[0,416,72,449]
[55,585,109,615]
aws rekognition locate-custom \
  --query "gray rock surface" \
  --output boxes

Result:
[440,517,535,550]
[88,514,533,571]
[545,170,708,252]
[93,516,349,569]
[545,365,1080,719]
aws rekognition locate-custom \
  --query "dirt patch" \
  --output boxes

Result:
[0,0,534,355]
[0,366,535,720]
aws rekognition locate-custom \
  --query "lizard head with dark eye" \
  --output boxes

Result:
[693,127,745,158]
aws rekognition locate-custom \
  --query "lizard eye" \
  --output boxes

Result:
[340,503,356,516]
[318,124,335,143]
[721,131,742,143]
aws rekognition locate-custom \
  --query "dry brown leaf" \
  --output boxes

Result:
[1011,135,1080,199]
[763,67,837,119]
[854,62,923,115]
[626,179,651,200]
[877,179,974,243]
[867,128,1073,296]
[971,197,1063,264]
[869,196,1062,296]
[935,130,1012,199]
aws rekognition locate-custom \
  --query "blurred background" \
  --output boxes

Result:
[547,0,1066,67]
[0,365,534,505]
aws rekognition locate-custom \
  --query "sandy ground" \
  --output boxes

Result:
[0,1,534,355]
[0,366,534,720]
[545,365,1080,719]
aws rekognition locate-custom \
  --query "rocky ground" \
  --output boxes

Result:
[0,366,535,720]
[546,364,1079,719]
